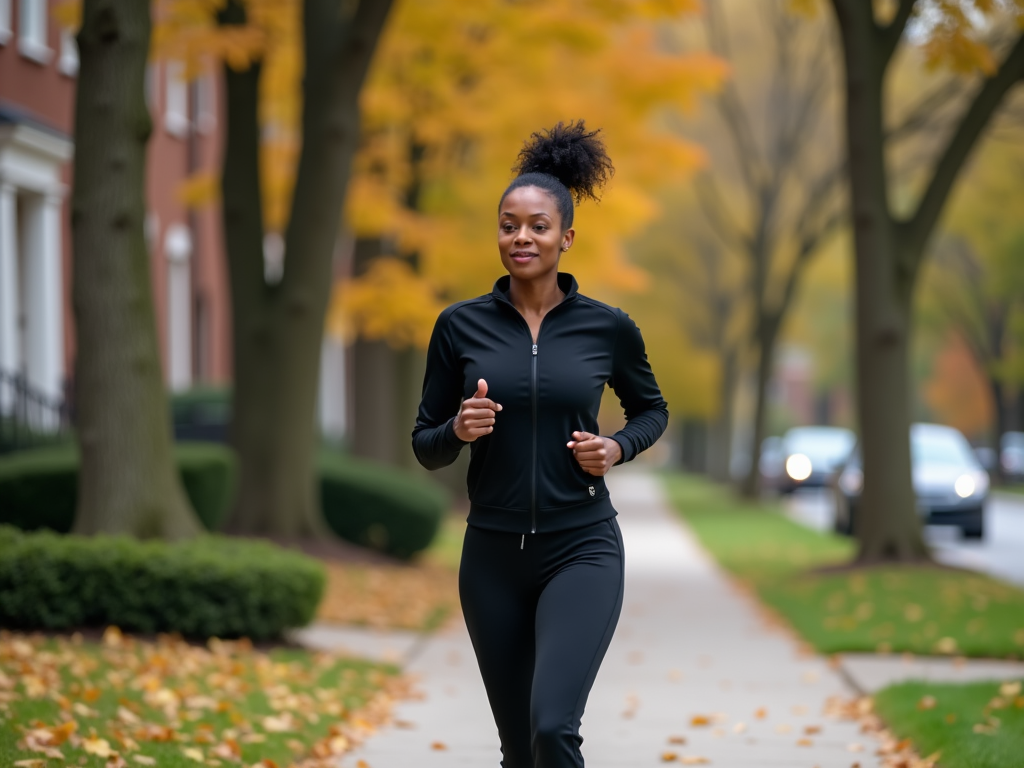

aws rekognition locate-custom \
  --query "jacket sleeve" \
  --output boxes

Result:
[412,308,468,470]
[607,309,669,464]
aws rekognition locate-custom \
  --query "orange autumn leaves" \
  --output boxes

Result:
[2,628,409,768]
[316,561,459,632]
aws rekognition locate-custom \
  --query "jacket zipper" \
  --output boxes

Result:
[530,342,538,534]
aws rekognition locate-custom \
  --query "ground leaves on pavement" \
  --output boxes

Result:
[317,562,459,632]
[0,628,409,768]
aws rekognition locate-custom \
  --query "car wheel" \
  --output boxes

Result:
[961,508,984,540]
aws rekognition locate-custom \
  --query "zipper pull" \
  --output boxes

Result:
[532,344,538,356]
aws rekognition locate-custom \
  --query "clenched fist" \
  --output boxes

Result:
[567,431,622,476]
[454,379,502,442]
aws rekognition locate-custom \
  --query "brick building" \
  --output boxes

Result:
[0,0,231,417]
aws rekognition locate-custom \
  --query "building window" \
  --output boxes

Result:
[164,224,193,391]
[164,62,190,138]
[192,73,217,134]
[18,0,52,64]
[58,27,78,76]
[0,0,12,46]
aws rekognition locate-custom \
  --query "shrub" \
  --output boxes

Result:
[318,451,449,559]
[0,443,235,532]
[0,525,324,639]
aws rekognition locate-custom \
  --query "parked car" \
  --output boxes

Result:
[773,426,855,494]
[832,423,989,539]
[1000,431,1024,480]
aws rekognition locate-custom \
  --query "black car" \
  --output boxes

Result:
[832,423,989,539]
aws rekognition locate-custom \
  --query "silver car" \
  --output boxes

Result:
[833,423,989,539]
[773,426,855,494]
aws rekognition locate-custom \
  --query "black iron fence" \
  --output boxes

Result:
[0,369,72,454]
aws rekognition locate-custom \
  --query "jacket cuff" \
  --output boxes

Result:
[444,417,469,448]
[609,434,632,465]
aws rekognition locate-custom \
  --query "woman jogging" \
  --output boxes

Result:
[411,120,669,767]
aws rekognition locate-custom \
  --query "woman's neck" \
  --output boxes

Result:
[508,273,564,318]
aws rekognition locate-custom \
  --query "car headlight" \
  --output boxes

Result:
[785,454,813,481]
[839,468,863,495]
[954,471,989,498]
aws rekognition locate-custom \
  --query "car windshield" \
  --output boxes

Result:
[911,428,976,467]
[783,428,854,462]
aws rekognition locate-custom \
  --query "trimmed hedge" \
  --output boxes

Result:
[0,443,235,533]
[0,525,325,639]
[318,451,449,559]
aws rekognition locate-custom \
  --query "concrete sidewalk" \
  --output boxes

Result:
[336,470,885,767]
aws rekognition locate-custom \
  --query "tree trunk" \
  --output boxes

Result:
[71,0,200,539]
[706,349,737,483]
[740,324,777,498]
[989,376,1008,483]
[831,1,928,562]
[224,0,393,536]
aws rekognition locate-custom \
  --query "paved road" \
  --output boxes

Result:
[783,488,1024,586]
[340,471,882,767]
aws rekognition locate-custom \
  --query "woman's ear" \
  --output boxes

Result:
[561,228,575,252]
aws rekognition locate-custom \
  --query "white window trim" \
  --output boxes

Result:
[58,27,78,76]
[0,0,12,45]
[164,61,190,138]
[18,0,52,64]
[194,73,217,135]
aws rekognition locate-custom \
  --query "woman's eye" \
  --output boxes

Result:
[534,226,546,232]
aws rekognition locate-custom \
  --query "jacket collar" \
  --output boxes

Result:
[491,272,579,305]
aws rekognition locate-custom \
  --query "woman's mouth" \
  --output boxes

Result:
[510,251,538,263]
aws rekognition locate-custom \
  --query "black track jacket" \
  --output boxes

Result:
[412,272,669,534]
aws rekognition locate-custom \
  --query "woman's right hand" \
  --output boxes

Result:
[454,379,502,442]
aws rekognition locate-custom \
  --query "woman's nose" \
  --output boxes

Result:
[514,227,532,244]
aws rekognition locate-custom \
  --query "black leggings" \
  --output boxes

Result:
[459,517,625,768]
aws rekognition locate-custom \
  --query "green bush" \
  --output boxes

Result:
[0,443,235,533]
[318,451,448,559]
[0,525,324,639]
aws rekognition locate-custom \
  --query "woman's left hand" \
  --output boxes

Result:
[566,431,622,477]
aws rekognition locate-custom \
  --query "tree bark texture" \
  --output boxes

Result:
[706,349,737,483]
[831,1,928,562]
[223,0,394,536]
[71,0,200,538]
[832,0,1024,562]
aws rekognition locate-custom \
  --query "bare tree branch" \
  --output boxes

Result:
[694,174,754,252]
[879,0,917,68]
[903,34,1024,263]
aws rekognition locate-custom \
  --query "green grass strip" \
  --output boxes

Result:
[874,679,1024,768]
[661,472,1024,659]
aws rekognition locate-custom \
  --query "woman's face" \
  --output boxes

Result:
[498,186,574,282]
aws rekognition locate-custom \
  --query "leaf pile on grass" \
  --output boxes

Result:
[823,694,942,768]
[317,562,459,632]
[0,628,409,768]
[662,473,1024,658]
[873,679,1024,768]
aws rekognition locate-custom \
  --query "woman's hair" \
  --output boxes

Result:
[500,120,614,229]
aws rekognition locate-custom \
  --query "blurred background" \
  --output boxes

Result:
[1,0,1023,561]
[1,2,1023,765]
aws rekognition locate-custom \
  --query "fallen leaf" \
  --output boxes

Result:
[796,738,813,746]
[430,741,447,750]
[667,735,687,745]
[917,696,937,710]
[679,757,710,765]
[132,757,156,766]
[804,725,821,735]
[181,747,204,762]
[84,736,114,758]
[754,708,767,719]
[661,752,678,762]
[690,715,711,727]
[999,682,1021,698]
